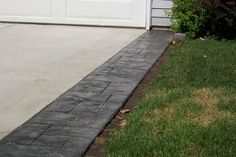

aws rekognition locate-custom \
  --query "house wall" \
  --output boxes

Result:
[151,0,173,27]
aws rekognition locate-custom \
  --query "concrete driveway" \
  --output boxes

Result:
[0,23,144,139]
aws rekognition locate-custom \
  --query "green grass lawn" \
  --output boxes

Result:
[106,39,236,157]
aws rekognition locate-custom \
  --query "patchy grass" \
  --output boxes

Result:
[106,39,236,157]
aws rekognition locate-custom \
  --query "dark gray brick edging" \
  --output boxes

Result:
[0,31,173,157]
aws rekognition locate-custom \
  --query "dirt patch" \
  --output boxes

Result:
[193,88,218,106]
[154,106,174,119]
[95,137,107,144]
[147,90,169,99]
[84,45,174,157]
[192,88,222,127]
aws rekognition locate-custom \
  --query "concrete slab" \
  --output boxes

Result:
[0,23,144,139]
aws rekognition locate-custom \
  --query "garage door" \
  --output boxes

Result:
[0,0,146,27]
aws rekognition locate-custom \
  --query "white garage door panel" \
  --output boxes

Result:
[67,0,133,20]
[0,0,146,27]
[0,0,52,17]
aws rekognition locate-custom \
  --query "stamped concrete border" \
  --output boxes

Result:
[0,31,173,157]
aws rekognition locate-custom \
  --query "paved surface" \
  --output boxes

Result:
[0,30,173,157]
[0,23,144,139]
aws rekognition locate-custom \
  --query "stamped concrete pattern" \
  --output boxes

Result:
[0,31,173,157]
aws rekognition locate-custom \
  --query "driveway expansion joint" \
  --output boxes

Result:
[0,30,173,157]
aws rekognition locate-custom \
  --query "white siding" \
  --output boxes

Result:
[151,0,173,27]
